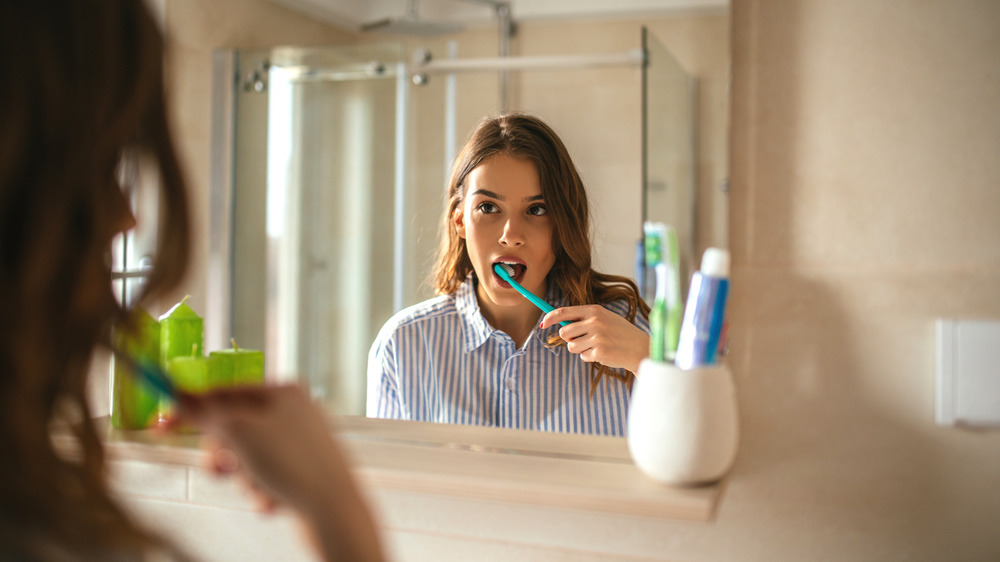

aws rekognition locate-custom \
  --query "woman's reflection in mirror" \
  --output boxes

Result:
[367,113,650,436]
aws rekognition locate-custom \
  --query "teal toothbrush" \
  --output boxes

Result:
[493,263,571,327]
[110,344,177,399]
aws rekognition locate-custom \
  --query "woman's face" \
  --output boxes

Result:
[455,153,556,316]
[106,174,138,244]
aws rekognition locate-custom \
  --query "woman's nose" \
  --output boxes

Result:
[499,217,525,246]
[110,182,138,235]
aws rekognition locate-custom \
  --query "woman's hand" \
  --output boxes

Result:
[175,385,385,561]
[541,305,649,374]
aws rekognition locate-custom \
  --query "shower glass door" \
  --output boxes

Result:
[642,27,696,294]
[224,44,414,415]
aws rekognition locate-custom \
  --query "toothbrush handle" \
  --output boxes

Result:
[520,287,570,328]
[110,345,177,398]
[514,284,552,313]
[496,266,571,327]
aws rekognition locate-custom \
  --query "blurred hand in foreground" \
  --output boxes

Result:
[175,385,385,562]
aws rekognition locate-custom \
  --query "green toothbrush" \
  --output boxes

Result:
[643,222,681,362]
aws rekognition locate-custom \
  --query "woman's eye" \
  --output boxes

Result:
[476,202,498,214]
[527,204,547,216]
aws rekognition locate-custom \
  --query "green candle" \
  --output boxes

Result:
[210,339,264,386]
[165,353,227,433]
[158,296,204,419]
[110,308,160,429]
[166,354,228,393]
[210,353,233,387]
[159,295,204,366]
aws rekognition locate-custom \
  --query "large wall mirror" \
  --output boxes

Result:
[208,4,729,426]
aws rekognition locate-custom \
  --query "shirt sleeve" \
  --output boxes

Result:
[366,326,402,419]
[633,305,651,334]
[606,299,650,378]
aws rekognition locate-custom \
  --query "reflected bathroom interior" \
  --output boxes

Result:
[211,27,703,418]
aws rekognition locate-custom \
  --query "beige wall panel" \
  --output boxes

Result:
[727,0,1000,559]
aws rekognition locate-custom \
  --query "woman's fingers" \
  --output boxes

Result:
[550,305,648,372]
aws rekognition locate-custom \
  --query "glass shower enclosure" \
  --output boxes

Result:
[210,44,423,415]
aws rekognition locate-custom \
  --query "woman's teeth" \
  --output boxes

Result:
[496,262,525,278]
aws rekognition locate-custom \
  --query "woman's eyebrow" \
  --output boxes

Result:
[470,190,544,203]
[471,189,503,200]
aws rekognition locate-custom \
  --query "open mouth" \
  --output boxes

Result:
[493,260,527,286]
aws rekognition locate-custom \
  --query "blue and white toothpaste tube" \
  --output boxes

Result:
[675,247,730,369]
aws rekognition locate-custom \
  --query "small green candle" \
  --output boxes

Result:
[210,339,264,386]
[165,352,227,433]
[167,354,228,394]
[210,353,234,387]
[110,308,160,429]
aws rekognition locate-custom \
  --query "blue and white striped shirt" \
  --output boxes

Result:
[366,276,648,436]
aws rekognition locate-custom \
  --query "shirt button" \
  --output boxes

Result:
[505,378,516,391]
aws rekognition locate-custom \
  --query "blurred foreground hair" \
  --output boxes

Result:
[0,1,190,557]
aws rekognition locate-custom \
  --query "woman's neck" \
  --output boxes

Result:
[476,290,544,349]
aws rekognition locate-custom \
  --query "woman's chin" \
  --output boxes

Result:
[482,287,525,309]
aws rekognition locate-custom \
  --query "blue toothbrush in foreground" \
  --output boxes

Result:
[110,345,177,399]
[494,263,571,327]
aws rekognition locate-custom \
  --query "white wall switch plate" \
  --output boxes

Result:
[936,319,1000,426]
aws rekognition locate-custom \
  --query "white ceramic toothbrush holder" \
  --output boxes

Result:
[627,359,739,486]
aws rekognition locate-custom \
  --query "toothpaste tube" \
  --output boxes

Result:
[675,247,730,369]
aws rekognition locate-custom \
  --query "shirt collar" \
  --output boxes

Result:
[455,274,565,355]
[455,275,492,352]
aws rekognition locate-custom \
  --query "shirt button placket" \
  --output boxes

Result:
[503,350,521,393]
[496,339,516,427]
[502,351,519,429]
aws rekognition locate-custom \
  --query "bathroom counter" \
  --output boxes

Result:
[59,415,725,521]
[334,415,725,521]
[54,416,728,560]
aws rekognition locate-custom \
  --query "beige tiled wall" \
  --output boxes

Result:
[723,0,1000,559]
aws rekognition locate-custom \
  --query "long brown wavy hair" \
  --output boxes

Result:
[434,113,650,393]
[0,1,190,558]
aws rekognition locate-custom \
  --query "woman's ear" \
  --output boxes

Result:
[453,207,466,239]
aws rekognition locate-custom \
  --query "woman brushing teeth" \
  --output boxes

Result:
[367,113,650,436]
[464,152,555,348]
